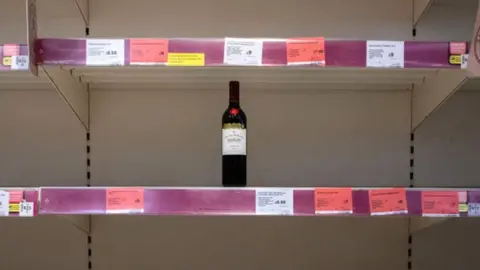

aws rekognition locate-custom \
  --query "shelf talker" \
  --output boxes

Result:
[411,69,468,131]
[412,0,434,27]
[41,66,90,131]
[73,0,89,28]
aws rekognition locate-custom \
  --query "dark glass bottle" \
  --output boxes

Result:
[222,81,247,187]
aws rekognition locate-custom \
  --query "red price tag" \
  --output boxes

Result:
[369,188,407,215]
[421,191,459,217]
[315,188,353,214]
[106,188,144,214]
[130,39,168,64]
[287,37,325,66]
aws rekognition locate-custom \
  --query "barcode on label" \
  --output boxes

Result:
[19,201,34,217]
[468,203,480,216]
[11,55,28,70]
[461,54,469,69]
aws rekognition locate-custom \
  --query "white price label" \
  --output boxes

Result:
[366,40,404,68]
[461,54,469,69]
[256,188,294,215]
[468,203,480,216]
[19,201,34,217]
[224,38,263,66]
[0,191,9,216]
[86,39,125,66]
[11,55,29,70]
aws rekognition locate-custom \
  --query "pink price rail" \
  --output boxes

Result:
[34,38,467,68]
[38,187,479,217]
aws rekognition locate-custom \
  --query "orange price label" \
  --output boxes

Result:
[3,44,19,57]
[449,42,467,55]
[106,188,144,214]
[421,191,459,217]
[314,188,353,214]
[287,37,325,66]
[369,188,407,215]
[130,39,168,65]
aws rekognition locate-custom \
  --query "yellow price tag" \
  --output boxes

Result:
[459,203,468,212]
[168,53,205,66]
[9,203,19,213]
[449,55,462,65]
[2,56,12,66]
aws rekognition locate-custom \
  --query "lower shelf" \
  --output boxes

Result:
[34,187,479,217]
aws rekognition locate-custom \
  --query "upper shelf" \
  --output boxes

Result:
[32,38,469,93]
[37,38,465,69]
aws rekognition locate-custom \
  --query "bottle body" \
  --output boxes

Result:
[222,81,247,187]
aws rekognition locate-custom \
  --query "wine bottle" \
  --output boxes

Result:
[222,81,247,187]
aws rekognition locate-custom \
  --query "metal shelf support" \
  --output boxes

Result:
[413,0,434,27]
[42,66,90,131]
[74,0,89,28]
[411,69,468,131]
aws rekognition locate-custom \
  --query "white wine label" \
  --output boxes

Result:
[222,128,246,155]
[366,40,404,68]
[86,39,125,66]
[224,38,263,66]
[0,190,9,216]
[256,188,294,215]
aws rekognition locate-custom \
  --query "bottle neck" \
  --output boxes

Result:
[229,83,240,106]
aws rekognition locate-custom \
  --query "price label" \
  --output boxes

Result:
[224,38,263,66]
[0,191,9,216]
[255,188,293,215]
[86,39,125,66]
[369,188,407,215]
[2,56,11,66]
[19,201,34,217]
[3,44,20,57]
[449,55,462,65]
[167,53,205,66]
[130,39,168,65]
[287,37,325,66]
[11,55,29,70]
[106,188,144,214]
[366,40,404,68]
[314,188,352,214]
[461,54,469,69]
[468,203,480,216]
[421,191,459,217]
[449,42,467,55]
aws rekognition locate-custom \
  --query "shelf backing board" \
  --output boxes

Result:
[90,88,410,187]
[0,89,86,187]
[1,1,480,270]
[415,0,478,40]
[91,216,408,270]
[0,216,87,270]
[0,0,478,42]
[0,0,84,44]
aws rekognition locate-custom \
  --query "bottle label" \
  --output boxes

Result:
[222,128,246,155]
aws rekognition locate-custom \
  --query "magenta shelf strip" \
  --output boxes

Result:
[38,187,478,217]
[35,38,464,68]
